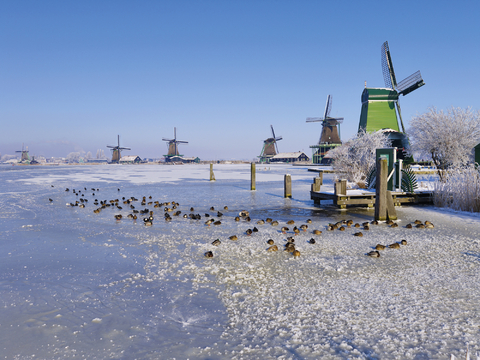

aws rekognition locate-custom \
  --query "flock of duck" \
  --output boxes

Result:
[59,187,435,260]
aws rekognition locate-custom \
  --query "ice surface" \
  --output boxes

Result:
[0,164,479,359]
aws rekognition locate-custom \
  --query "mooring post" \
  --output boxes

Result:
[311,171,323,192]
[284,174,292,198]
[209,163,215,181]
[250,163,256,190]
[375,158,397,220]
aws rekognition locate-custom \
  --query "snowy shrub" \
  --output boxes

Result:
[408,107,480,181]
[434,165,480,212]
[329,129,391,187]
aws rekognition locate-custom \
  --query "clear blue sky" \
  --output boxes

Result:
[1,0,479,160]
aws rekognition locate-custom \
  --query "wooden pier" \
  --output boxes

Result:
[310,175,433,209]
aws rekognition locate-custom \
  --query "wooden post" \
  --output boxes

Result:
[209,163,215,181]
[375,158,397,220]
[311,171,323,192]
[334,179,347,195]
[284,174,292,198]
[250,163,256,190]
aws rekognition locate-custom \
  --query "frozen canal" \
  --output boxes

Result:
[0,164,479,359]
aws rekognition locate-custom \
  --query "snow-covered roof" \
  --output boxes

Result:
[120,155,141,162]
[271,151,308,159]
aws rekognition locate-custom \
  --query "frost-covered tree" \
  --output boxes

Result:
[328,129,391,187]
[66,152,82,163]
[96,149,106,159]
[407,107,480,181]
[85,151,92,160]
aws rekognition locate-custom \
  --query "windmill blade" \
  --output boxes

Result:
[306,117,324,122]
[118,147,131,151]
[176,141,188,144]
[174,127,177,141]
[396,99,406,133]
[275,136,283,141]
[270,125,276,140]
[381,41,397,89]
[324,95,332,119]
[397,70,425,96]
[324,117,344,123]
[162,138,174,142]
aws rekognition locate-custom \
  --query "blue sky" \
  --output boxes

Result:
[1,0,479,160]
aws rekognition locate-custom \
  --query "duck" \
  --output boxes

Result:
[400,239,408,245]
[114,214,122,220]
[313,229,322,235]
[257,220,265,225]
[49,198,53,202]
[213,221,221,226]
[375,244,386,250]
[267,245,278,252]
[354,232,363,237]
[212,239,221,246]
[390,223,399,228]
[299,224,308,231]
[371,220,379,225]
[416,224,425,229]
[287,220,295,225]
[293,227,300,235]
[210,206,215,211]
[239,210,249,217]
[354,223,360,228]
[338,226,346,231]
[229,235,238,241]
[426,223,434,228]
[363,225,370,231]
[327,225,334,231]
[292,250,301,258]
[144,220,153,226]
[252,227,259,233]
[271,220,279,226]
[217,211,223,217]
[286,236,295,243]
[266,218,273,223]
[224,206,228,210]
[204,251,214,258]
[306,219,312,224]
[285,243,295,252]
[388,243,400,249]
[406,223,413,229]
[235,216,241,222]
[308,238,316,244]
[245,229,253,236]
[281,226,289,234]
[267,239,274,245]
[414,220,422,225]
[245,216,251,222]
[367,251,380,257]
[205,219,214,226]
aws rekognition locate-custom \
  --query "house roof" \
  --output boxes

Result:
[120,155,140,162]
[271,151,308,159]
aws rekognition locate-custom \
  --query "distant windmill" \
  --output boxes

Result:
[259,125,283,161]
[359,41,425,134]
[306,95,344,164]
[162,127,188,161]
[306,95,343,145]
[16,144,30,163]
[107,135,131,163]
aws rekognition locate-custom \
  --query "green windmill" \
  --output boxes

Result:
[359,41,425,156]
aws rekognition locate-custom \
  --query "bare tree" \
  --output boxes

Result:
[407,107,480,181]
[329,129,391,187]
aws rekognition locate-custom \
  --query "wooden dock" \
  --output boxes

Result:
[311,189,433,208]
